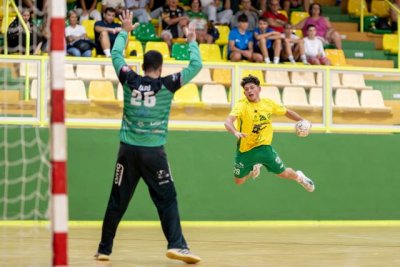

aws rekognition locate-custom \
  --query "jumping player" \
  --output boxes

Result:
[224,75,315,191]
[94,10,202,264]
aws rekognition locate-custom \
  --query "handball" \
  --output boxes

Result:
[295,120,311,137]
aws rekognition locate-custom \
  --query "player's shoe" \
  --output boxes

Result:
[250,164,262,179]
[94,253,110,261]
[296,171,315,192]
[166,248,201,264]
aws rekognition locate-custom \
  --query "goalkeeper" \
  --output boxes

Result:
[94,10,201,264]
[224,75,315,192]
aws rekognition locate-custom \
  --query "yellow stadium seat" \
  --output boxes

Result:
[341,73,373,90]
[0,90,20,103]
[145,41,170,59]
[383,34,398,54]
[215,25,230,46]
[290,11,309,25]
[348,0,371,16]
[241,69,265,85]
[82,19,96,40]
[316,72,341,88]
[222,45,228,61]
[192,68,213,84]
[76,64,103,80]
[260,86,282,104]
[117,83,124,101]
[360,89,392,113]
[201,84,228,105]
[199,44,222,62]
[173,83,201,105]
[88,80,116,102]
[371,0,389,17]
[265,70,291,87]
[309,87,323,108]
[324,49,348,66]
[290,71,316,88]
[65,64,76,79]
[293,29,303,38]
[65,80,89,102]
[282,86,311,110]
[125,40,144,58]
[104,65,118,81]
[1,16,15,34]
[278,10,288,18]
[212,68,231,86]
[334,88,363,111]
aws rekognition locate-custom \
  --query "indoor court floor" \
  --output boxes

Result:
[1,222,400,267]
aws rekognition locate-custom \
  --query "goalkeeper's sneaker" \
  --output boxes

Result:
[166,248,201,264]
[94,253,110,261]
[296,171,315,192]
[250,164,262,179]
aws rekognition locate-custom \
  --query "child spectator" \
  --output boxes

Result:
[253,16,282,64]
[66,10,94,57]
[303,24,330,65]
[228,14,255,62]
[280,23,307,64]
[94,7,121,57]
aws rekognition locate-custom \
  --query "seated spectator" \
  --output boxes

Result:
[75,0,102,23]
[7,8,44,54]
[295,3,342,49]
[150,0,166,19]
[228,14,256,62]
[262,0,288,33]
[282,0,310,15]
[94,7,121,57]
[280,23,307,64]
[161,0,189,47]
[390,0,400,32]
[18,0,47,17]
[66,10,94,57]
[253,17,282,63]
[125,0,151,23]
[303,24,330,65]
[186,0,216,43]
[102,0,125,16]
[231,0,259,31]
[201,0,233,25]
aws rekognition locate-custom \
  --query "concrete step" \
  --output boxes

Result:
[346,58,394,68]
[331,22,359,32]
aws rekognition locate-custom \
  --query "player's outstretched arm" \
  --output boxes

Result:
[111,10,139,74]
[285,108,305,122]
[225,115,247,139]
[180,22,203,85]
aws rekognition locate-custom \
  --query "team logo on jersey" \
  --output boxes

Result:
[157,169,171,185]
[234,162,244,169]
[114,163,124,186]
[275,157,282,164]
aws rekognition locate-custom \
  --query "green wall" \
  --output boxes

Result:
[67,129,400,221]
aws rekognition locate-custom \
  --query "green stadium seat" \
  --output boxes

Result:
[171,43,190,60]
[133,23,161,42]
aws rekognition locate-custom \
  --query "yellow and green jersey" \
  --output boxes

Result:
[230,98,287,152]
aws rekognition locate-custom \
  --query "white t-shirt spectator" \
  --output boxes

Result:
[65,25,87,44]
[102,0,125,8]
[304,37,325,57]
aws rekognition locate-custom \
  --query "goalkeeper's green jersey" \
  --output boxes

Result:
[111,30,202,147]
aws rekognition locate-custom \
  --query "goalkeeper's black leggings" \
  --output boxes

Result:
[97,142,188,255]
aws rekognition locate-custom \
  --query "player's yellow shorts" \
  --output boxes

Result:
[233,145,286,178]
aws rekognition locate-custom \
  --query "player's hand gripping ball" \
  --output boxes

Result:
[295,120,311,137]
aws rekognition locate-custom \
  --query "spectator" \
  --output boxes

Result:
[253,16,282,63]
[18,0,48,17]
[102,0,125,16]
[390,0,400,32]
[7,8,44,54]
[262,0,288,33]
[150,0,166,19]
[303,24,330,65]
[295,3,342,49]
[125,0,151,23]
[231,0,259,31]
[282,0,310,15]
[66,10,94,57]
[281,23,307,64]
[161,0,189,47]
[94,7,121,57]
[201,0,233,25]
[75,0,102,23]
[186,0,215,43]
[228,14,255,62]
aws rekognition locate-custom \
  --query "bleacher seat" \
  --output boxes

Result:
[334,88,363,111]
[214,25,230,46]
[117,83,123,101]
[317,72,341,88]
[265,70,291,87]
[171,43,190,60]
[199,44,222,62]
[348,0,371,16]
[19,62,38,78]
[81,19,95,40]
[192,68,214,84]
[290,11,309,25]
[260,86,282,104]
[125,40,144,58]
[65,80,89,102]
[145,41,170,59]
[341,73,372,90]
[325,49,348,66]
[290,71,316,87]
[201,84,228,105]
[88,80,116,102]
[383,34,398,54]
[282,86,311,110]
[371,0,390,17]
[212,68,231,86]
[76,64,103,80]
[360,90,392,113]
[309,87,323,108]
[173,83,201,105]
[104,65,118,81]
[133,22,161,42]
[241,69,265,85]
[0,90,20,103]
